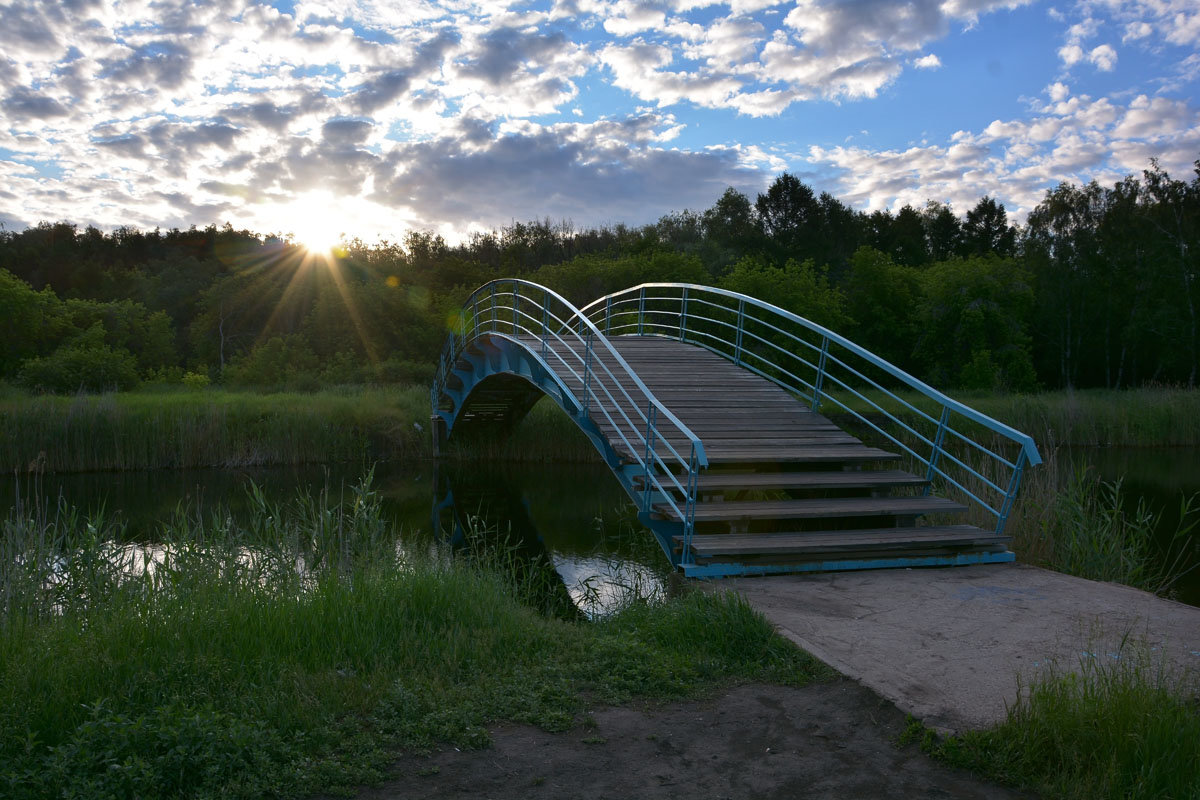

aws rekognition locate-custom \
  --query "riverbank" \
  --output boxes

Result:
[3,384,1200,475]
[0,384,595,473]
[0,482,825,799]
[4,479,1196,799]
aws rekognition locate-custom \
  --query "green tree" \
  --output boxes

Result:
[0,269,69,376]
[719,256,851,332]
[915,255,1036,391]
[962,196,1016,257]
[844,247,921,370]
[921,202,963,261]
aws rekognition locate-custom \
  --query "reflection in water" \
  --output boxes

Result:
[433,463,667,618]
[1065,448,1200,606]
[8,448,1192,609]
[3,461,668,618]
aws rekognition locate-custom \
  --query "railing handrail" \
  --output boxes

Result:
[441,278,708,467]
[580,283,1041,467]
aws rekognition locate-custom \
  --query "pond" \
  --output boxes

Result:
[3,447,1197,610]
[1069,447,1200,606]
[1,460,671,617]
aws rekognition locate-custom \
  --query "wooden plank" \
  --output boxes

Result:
[654,495,967,522]
[699,446,901,464]
[674,525,1004,556]
[638,469,929,492]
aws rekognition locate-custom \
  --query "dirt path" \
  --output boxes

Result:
[343,681,1027,800]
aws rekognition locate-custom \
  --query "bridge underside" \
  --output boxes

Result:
[434,333,1013,578]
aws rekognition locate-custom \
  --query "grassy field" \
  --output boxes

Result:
[909,644,1200,800]
[0,478,827,799]
[3,384,1199,474]
[0,384,597,473]
[827,386,1200,449]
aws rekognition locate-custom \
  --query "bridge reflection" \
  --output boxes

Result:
[433,462,668,618]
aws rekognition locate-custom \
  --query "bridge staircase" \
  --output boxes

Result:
[432,281,1041,578]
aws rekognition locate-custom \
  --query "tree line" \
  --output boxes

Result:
[1,158,1196,393]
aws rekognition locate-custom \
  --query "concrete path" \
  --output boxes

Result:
[722,563,1200,733]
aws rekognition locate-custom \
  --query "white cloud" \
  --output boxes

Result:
[913,53,941,69]
[1088,43,1117,71]
[806,91,1200,221]
[1059,43,1084,66]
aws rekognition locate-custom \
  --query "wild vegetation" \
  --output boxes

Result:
[908,645,1200,800]
[0,478,827,799]
[3,159,1199,396]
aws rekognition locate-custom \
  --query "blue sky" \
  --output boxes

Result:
[0,0,1197,245]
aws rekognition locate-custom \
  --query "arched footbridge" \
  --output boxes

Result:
[430,281,1042,579]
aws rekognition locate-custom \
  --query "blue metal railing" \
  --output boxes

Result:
[431,279,709,562]
[580,283,1041,537]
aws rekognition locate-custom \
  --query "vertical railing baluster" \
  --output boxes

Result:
[682,443,699,566]
[733,299,745,364]
[540,297,549,360]
[581,329,594,418]
[996,450,1029,536]
[678,287,688,341]
[490,283,497,330]
[811,336,830,410]
[604,297,612,334]
[512,283,519,334]
[642,403,657,512]
[924,407,951,496]
[637,287,646,335]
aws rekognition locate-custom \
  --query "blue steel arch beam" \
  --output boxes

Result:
[430,280,708,567]
[579,283,1042,540]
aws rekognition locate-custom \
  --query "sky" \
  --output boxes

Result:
[1,0,1198,246]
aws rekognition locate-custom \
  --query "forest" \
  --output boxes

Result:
[1,158,1197,395]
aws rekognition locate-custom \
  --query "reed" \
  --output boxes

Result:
[0,477,825,799]
[830,386,1200,448]
[0,386,430,473]
[0,386,612,474]
[981,447,1200,596]
[915,641,1200,800]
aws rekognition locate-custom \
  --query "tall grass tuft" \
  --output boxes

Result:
[0,386,609,473]
[832,387,1200,448]
[988,448,1200,596]
[0,386,432,473]
[0,475,824,799]
[923,643,1200,800]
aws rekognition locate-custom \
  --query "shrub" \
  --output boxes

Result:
[181,371,211,390]
[18,324,140,393]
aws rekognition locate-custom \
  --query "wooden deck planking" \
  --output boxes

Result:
[675,526,1007,557]
[637,470,929,493]
[654,496,967,522]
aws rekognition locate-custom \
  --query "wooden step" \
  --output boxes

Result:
[701,445,902,464]
[637,469,928,493]
[654,495,967,522]
[673,525,1005,557]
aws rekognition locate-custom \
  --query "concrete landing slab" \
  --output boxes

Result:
[722,563,1200,733]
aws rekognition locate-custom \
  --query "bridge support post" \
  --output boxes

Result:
[430,414,447,458]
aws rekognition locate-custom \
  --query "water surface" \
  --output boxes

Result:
[4,448,1197,608]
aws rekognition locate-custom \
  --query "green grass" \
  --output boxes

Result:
[0,476,828,799]
[828,386,1200,448]
[909,645,1200,800]
[975,448,1200,596]
[0,385,602,473]
[4,383,1198,474]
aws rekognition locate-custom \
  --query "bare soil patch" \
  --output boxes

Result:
[340,680,1027,800]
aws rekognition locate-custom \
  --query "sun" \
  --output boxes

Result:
[276,191,346,255]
